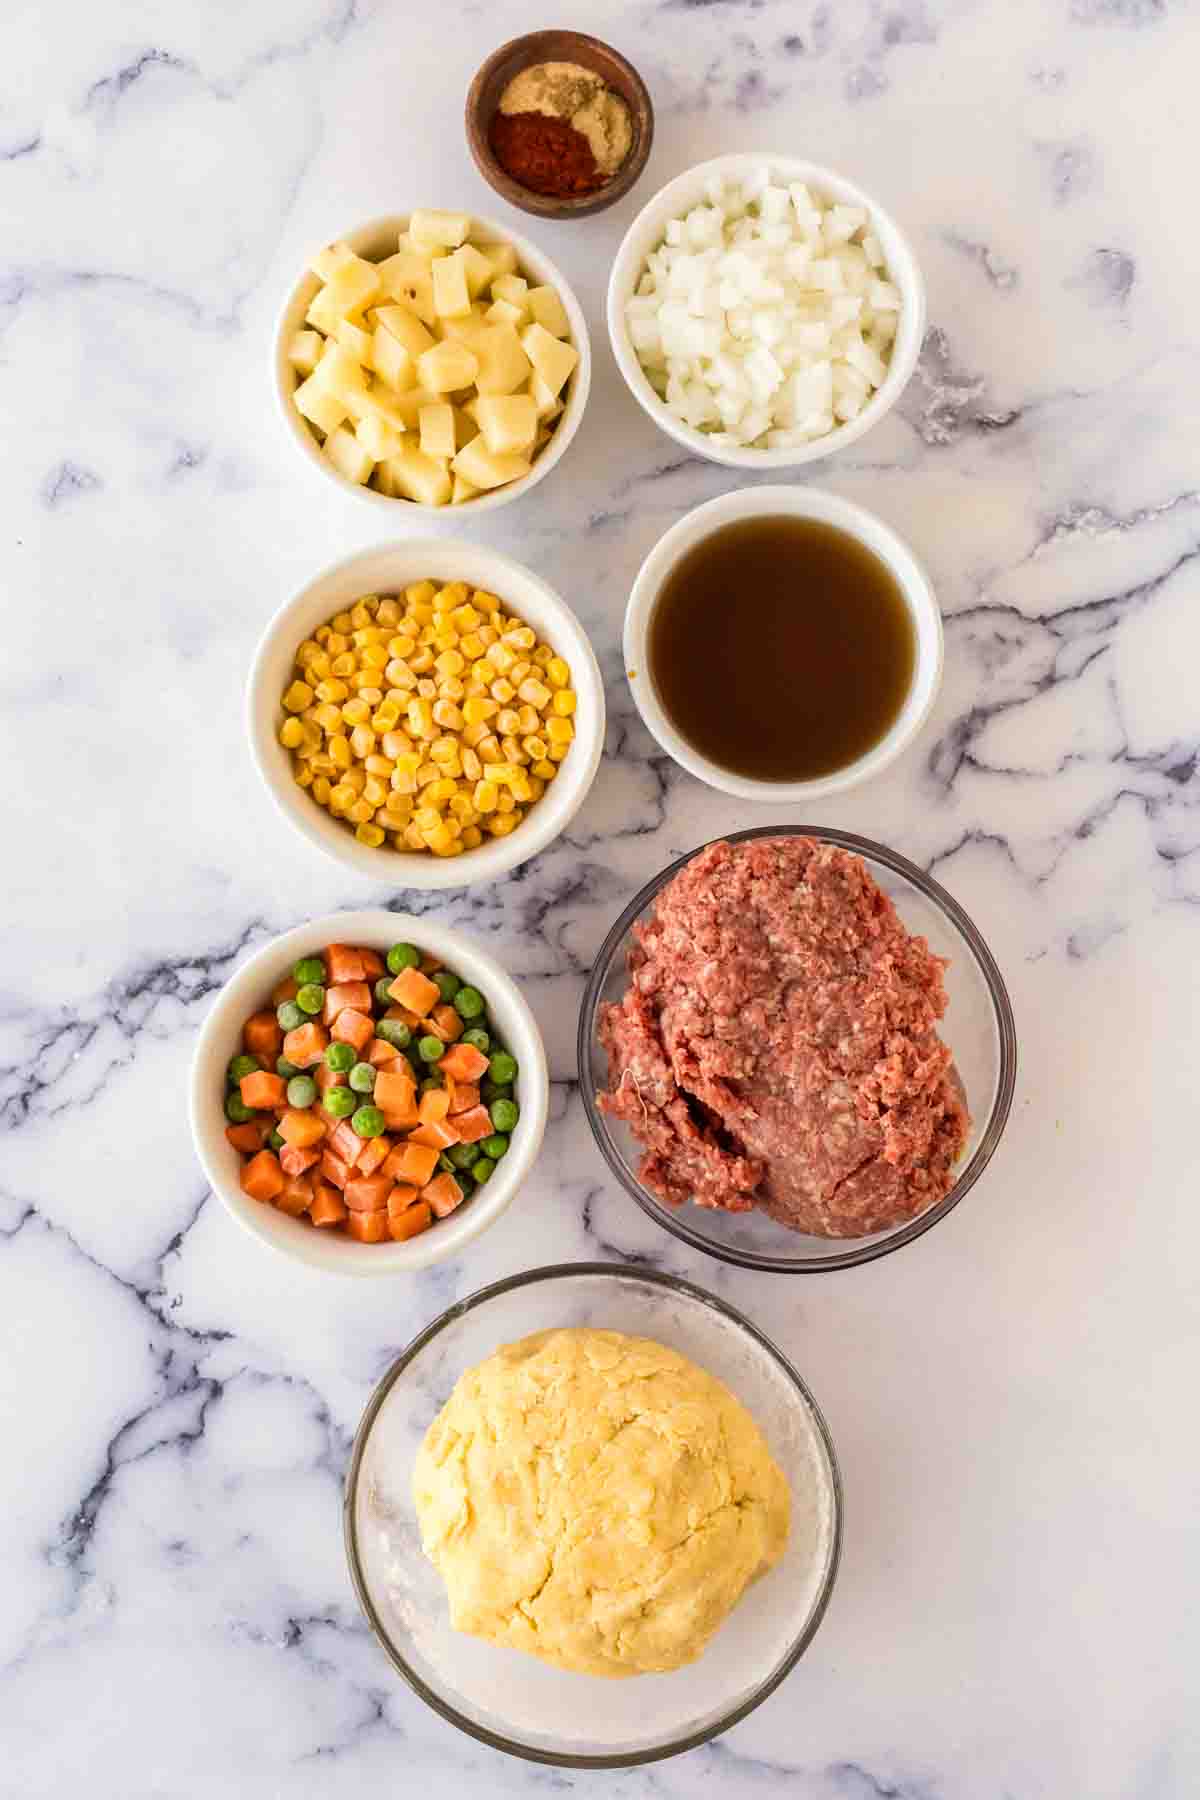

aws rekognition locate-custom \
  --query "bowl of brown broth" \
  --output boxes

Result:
[623,486,944,801]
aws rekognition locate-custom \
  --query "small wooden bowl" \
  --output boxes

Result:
[466,30,653,220]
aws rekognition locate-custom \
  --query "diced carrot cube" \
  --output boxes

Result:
[280,1143,320,1178]
[367,1036,400,1066]
[345,1173,394,1212]
[283,1021,328,1068]
[374,1067,416,1112]
[418,1086,452,1125]
[323,980,372,1026]
[321,1150,352,1190]
[358,948,385,978]
[388,967,441,1017]
[453,1104,495,1144]
[356,1134,393,1177]
[447,1081,480,1116]
[309,1182,348,1228]
[325,943,366,983]
[422,1172,465,1219]
[272,975,300,1006]
[429,1004,464,1044]
[347,1208,388,1243]
[389,1200,432,1242]
[315,1062,347,1095]
[327,1119,363,1163]
[240,1070,286,1110]
[438,1044,489,1083]
[385,1003,423,1029]
[331,1008,374,1052]
[387,1183,421,1218]
[409,1119,459,1151]
[382,1101,419,1134]
[394,1141,440,1187]
[278,1108,326,1149]
[240,1150,284,1202]
[243,1011,282,1062]
[276,1174,314,1217]
[226,1120,268,1154]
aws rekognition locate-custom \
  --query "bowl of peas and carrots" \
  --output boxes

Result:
[190,910,548,1273]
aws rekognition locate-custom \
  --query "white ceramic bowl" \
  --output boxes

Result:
[625,484,943,803]
[189,909,549,1275]
[275,212,591,514]
[607,154,925,469]
[248,539,605,889]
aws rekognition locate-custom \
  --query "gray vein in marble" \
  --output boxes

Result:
[1036,137,1099,205]
[943,231,1019,290]
[1070,246,1136,306]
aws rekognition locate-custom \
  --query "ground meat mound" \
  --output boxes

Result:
[598,837,970,1237]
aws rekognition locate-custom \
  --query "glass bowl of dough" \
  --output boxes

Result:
[343,1262,842,1768]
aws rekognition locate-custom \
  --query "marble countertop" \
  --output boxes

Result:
[3,0,1198,1794]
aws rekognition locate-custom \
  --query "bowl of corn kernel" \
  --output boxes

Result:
[247,540,605,887]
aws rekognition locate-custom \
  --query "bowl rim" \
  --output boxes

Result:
[624,484,945,802]
[245,537,606,891]
[188,907,549,1275]
[273,210,592,513]
[606,151,926,469]
[342,1259,844,1767]
[577,826,1018,1273]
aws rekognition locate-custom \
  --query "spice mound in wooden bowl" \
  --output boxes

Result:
[490,61,632,200]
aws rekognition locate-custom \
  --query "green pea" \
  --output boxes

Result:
[287,1075,317,1108]
[295,983,324,1016]
[323,1086,356,1119]
[419,1074,443,1095]
[349,1062,376,1095]
[276,1056,302,1080]
[225,1092,256,1123]
[374,976,397,1009]
[376,1018,411,1050]
[481,1133,509,1160]
[351,1105,386,1138]
[461,1027,490,1055]
[447,1142,480,1170]
[480,1077,512,1104]
[490,1098,519,1134]
[325,1041,356,1072]
[433,969,461,1003]
[227,1053,260,1085]
[417,1035,444,1064]
[277,1000,305,1033]
[292,956,327,986]
[268,1129,285,1152]
[472,1157,495,1185]
[386,942,420,974]
[437,1151,457,1175]
[488,1051,518,1087]
[453,985,485,1020]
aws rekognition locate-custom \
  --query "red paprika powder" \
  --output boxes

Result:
[490,111,605,198]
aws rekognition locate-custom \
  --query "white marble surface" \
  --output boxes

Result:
[2,0,1198,1793]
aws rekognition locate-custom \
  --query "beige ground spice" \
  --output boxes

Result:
[499,60,632,176]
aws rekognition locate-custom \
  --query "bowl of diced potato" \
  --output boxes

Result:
[275,210,590,510]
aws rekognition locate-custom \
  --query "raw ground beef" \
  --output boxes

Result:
[598,836,970,1238]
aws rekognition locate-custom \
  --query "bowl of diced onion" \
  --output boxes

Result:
[606,155,925,468]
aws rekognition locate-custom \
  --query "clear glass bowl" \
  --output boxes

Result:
[344,1263,842,1768]
[578,826,1017,1273]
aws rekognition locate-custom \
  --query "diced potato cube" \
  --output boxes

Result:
[288,329,323,375]
[526,284,570,338]
[452,472,480,505]
[485,298,524,329]
[521,322,578,398]
[360,388,412,434]
[432,251,472,319]
[312,344,368,406]
[384,442,452,507]
[375,251,437,325]
[390,386,443,428]
[293,375,347,436]
[357,413,404,460]
[310,241,356,282]
[324,426,375,486]
[409,209,469,250]
[457,243,495,300]
[417,340,480,394]
[451,438,532,491]
[440,305,490,346]
[419,402,456,459]
[450,405,478,449]
[396,230,434,262]
[473,325,532,396]
[371,328,415,393]
[529,372,564,420]
[335,318,373,364]
[375,304,435,359]
[475,394,537,456]
[476,239,518,279]
[491,273,529,314]
[314,257,382,328]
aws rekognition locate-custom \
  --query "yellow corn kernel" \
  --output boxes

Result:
[437,675,466,704]
[312,775,333,806]
[531,644,553,668]
[417,624,437,648]
[388,633,417,660]
[300,718,323,750]
[329,651,356,677]
[478,734,501,764]
[416,677,437,701]
[457,632,483,662]
[511,773,534,802]
[355,822,385,848]
[522,735,548,761]
[518,677,552,709]
[315,624,332,645]
[293,761,314,789]
[310,703,338,733]
[486,642,516,675]
[546,657,570,689]
[476,625,499,649]
[427,777,458,805]
[461,721,489,748]
[447,792,474,820]
[503,625,536,651]
[402,820,427,850]
[488,812,518,836]
[329,781,356,812]
[416,762,441,788]
[428,828,463,857]
[461,746,482,781]
[295,638,323,668]
[517,704,540,735]
[342,766,366,795]
[409,647,435,675]
[548,740,570,761]
[448,602,478,631]
[309,752,338,777]
[341,697,371,727]
[349,600,373,629]
[501,738,529,768]
[372,702,401,733]
[473,779,499,813]
[461,825,483,850]
[489,678,515,706]
[407,699,434,738]
[508,661,532,688]
[473,588,502,614]
[532,758,556,782]
[432,698,465,731]
[347,798,375,825]
[361,644,389,671]
[365,753,395,777]
[546,715,575,743]
[382,732,414,760]
[328,734,352,769]
[283,680,313,713]
[279,717,304,750]
[495,708,520,737]
[385,662,417,693]
[325,631,349,656]
[333,610,354,633]
[495,788,516,815]
[548,689,576,720]
[377,597,401,626]
[391,768,418,797]
[308,651,333,682]
[363,776,389,807]
[406,579,437,607]
[350,724,376,759]
[525,775,545,802]
[413,804,442,832]
[434,648,465,679]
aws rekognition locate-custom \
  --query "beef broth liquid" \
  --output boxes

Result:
[648,515,917,781]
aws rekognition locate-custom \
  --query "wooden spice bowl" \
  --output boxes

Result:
[466,30,653,220]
